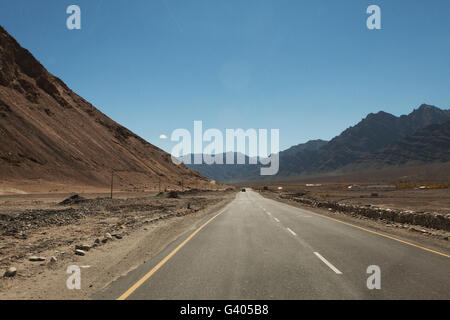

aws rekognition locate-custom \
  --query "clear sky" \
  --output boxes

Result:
[1,0,449,153]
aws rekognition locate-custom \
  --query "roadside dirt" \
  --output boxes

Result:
[259,189,450,254]
[0,190,236,299]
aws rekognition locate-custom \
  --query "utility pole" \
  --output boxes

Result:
[110,170,114,199]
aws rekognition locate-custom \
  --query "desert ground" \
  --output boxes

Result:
[0,189,236,299]
[250,183,450,248]
[251,183,450,214]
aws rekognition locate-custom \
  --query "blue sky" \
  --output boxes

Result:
[1,0,450,152]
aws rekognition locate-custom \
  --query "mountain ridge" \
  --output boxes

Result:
[0,26,211,193]
[187,104,450,183]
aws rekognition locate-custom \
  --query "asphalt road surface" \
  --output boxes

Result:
[96,190,450,300]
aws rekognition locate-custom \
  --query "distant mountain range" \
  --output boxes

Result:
[187,104,450,183]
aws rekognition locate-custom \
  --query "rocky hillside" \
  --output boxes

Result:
[279,104,450,175]
[0,26,210,193]
[367,120,450,166]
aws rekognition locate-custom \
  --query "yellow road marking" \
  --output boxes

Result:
[117,207,228,300]
[288,203,450,259]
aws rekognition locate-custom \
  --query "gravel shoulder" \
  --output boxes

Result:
[0,190,236,300]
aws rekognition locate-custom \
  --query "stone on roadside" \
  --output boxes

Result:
[112,234,122,240]
[3,267,17,278]
[29,256,46,262]
[50,256,57,263]
[74,249,86,256]
[105,233,113,240]
[75,244,91,251]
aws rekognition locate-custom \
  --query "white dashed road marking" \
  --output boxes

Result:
[286,228,297,237]
[314,252,343,274]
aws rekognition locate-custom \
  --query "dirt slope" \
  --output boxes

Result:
[0,26,210,193]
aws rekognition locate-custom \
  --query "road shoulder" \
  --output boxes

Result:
[260,191,450,256]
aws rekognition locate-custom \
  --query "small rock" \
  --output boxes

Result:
[112,234,122,240]
[443,236,449,241]
[105,233,113,240]
[50,256,57,263]
[29,256,46,262]
[94,238,100,244]
[3,267,17,278]
[101,238,108,244]
[75,244,91,251]
[74,249,86,256]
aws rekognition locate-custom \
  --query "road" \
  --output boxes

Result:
[96,189,450,300]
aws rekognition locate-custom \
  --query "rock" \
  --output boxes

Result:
[59,194,86,205]
[101,238,108,244]
[3,267,17,277]
[75,244,91,251]
[105,233,113,240]
[443,236,449,241]
[167,191,178,198]
[94,238,100,244]
[29,256,46,262]
[74,249,86,256]
[112,234,122,240]
[50,256,57,263]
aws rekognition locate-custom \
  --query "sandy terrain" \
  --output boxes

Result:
[0,189,236,299]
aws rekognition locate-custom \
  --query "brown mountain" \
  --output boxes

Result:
[0,26,210,193]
